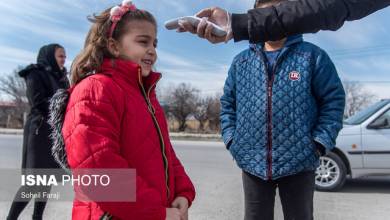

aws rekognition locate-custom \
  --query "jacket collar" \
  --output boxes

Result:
[250,34,303,51]
[100,58,161,91]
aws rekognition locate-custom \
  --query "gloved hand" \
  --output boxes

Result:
[177,7,233,44]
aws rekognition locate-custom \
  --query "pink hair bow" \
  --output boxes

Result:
[109,0,137,38]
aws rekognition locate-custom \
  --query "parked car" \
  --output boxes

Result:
[315,99,390,191]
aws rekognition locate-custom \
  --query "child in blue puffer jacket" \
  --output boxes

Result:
[220,0,345,219]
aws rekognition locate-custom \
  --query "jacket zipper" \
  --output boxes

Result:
[138,69,170,200]
[99,212,112,220]
[256,47,288,180]
[266,64,279,180]
[267,78,273,180]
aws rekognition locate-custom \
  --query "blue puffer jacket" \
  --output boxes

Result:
[220,35,345,180]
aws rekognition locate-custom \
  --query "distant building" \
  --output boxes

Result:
[0,101,26,128]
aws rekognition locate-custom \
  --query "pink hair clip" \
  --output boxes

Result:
[109,0,137,38]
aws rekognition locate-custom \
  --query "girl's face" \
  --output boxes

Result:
[115,21,157,77]
[55,47,66,70]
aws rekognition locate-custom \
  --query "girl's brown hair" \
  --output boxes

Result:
[70,7,157,85]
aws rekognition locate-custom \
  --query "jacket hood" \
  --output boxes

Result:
[48,88,72,171]
[18,64,45,77]
[19,44,67,78]
[37,43,65,75]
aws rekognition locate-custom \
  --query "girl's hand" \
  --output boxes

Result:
[166,208,181,220]
[171,196,189,220]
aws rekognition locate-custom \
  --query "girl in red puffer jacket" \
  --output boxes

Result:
[48,1,195,219]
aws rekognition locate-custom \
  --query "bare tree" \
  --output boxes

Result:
[166,83,199,132]
[0,66,27,104]
[193,96,209,133]
[0,66,29,126]
[207,93,221,132]
[343,81,376,118]
[155,84,171,117]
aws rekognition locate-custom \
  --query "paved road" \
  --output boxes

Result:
[0,134,389,220]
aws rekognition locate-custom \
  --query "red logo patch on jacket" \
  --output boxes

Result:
[289,71,300,81]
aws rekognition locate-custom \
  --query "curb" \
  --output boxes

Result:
[0,129,222,141]
[0,129,23,135]
[169,132,222,141]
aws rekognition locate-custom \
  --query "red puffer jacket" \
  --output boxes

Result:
[61,58,195,220]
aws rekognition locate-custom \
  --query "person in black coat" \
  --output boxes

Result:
[7,44,69,220]
[177,0,390,43]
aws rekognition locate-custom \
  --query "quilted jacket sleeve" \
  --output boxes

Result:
[220,61,237,148]
[169,146,196,207]
[311,50,346,152]
[64,77,166,220]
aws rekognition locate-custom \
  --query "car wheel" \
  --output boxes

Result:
[315,152,347,192]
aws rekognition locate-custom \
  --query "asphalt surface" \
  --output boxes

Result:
[0,135,389,220]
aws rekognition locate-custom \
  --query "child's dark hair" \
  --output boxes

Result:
[70,7,157,85]
[254,0,287,8]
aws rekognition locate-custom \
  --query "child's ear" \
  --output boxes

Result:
[107,38,120,58]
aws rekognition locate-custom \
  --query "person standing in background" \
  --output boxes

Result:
[7,43,69,220]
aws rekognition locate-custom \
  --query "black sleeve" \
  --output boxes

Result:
[232,0,390,43]
[25,72,49,115]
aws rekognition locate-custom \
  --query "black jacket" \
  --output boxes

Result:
[232,0,390,43]
[18,44,69,169]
